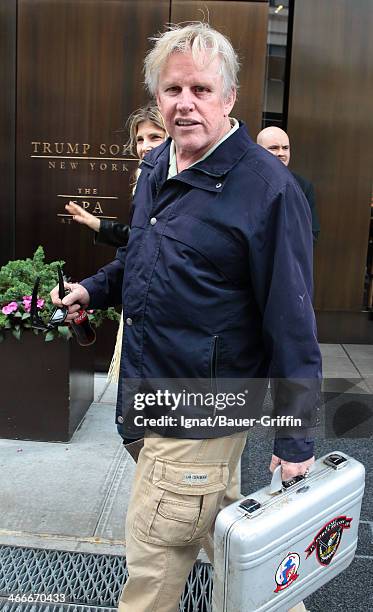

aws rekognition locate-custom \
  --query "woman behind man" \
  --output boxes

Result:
[66,105,167,393]
[65,104,167,246]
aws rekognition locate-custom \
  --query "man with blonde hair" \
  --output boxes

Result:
[51,22,320,612]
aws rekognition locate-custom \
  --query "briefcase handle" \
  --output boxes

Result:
[269,453,348,494]
[269,465,308,494]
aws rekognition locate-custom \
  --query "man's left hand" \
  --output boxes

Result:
[269,454,315,481]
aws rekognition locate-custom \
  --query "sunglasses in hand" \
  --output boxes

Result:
[30,265,95,346]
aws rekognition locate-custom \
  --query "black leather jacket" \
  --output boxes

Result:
[94,219,130,248]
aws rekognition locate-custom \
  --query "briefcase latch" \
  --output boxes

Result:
[323,453,348,470]
[238,497,262,517]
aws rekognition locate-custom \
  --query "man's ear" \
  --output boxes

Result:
[224,87,237,116]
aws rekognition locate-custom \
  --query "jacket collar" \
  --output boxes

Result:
[140,121,255,192]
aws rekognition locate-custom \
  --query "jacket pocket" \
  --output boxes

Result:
[160,214,247,287]
[134,458,229,545]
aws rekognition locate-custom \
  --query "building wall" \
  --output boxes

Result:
[287,0,373,340]
[0,0,16,265]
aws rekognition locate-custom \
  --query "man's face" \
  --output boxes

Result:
[156,50,236,165]
[259,129,290,166]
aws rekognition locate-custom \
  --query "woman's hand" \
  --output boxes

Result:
[65,201,101,232]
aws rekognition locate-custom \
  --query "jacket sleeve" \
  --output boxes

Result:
[80,247,126,309]
[302,181,320,242]
[249,178,322,461]
[94,220,130,248]
[80,206,135,307]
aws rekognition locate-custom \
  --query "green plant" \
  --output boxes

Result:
[0,246,120,342]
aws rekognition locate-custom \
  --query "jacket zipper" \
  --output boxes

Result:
[210,335,219,412]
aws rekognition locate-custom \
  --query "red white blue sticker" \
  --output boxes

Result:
[305,515,352,566]
[274,552,300,592]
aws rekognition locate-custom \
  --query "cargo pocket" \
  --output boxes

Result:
[134,458,229,546]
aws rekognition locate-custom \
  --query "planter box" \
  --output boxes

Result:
[0,332,94,442]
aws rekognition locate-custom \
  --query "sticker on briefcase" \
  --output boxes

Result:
[305,515,352,566]
[274,552,300,592]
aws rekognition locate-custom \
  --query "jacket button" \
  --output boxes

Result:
[126,317,133,326]
[117,416,124,423]
[215,183,222,188]
[150,217,157,225]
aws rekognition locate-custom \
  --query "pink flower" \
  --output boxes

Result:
[2,301,19,315]
[22,296,32,312]
[22,295,44,312]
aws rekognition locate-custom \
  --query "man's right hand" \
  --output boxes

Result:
[50,282,90,322]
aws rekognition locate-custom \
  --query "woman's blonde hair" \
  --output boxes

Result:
[125,104,167,157]
[144,22,239,100]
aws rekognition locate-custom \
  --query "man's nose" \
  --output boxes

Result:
[176,91,195,112]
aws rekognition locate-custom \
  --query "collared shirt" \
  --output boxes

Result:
[168,118,239,179]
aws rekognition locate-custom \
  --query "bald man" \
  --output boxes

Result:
[257,127,320,241]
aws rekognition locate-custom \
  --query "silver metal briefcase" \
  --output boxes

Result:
[213,452,365,611]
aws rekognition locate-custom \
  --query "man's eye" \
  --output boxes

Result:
[195,86,208,93]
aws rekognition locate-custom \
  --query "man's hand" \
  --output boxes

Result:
[65,201,101,232]
[269,454,315,482]
[50,282,90,322]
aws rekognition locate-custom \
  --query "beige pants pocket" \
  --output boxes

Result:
[134,458,229,546]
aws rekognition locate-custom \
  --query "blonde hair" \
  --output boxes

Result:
[124,104,167,157]
[144,22,240,100]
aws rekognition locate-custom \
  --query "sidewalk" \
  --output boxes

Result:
[0,376,133,556]
[0,343,372,610]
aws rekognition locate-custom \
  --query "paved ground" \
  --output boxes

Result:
[0,343,371,611]
[0,390,132,556]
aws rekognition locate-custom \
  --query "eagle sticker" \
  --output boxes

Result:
[305,516,352,566]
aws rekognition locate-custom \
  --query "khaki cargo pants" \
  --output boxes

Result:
[118,431,246,612]
[118,432,308,612]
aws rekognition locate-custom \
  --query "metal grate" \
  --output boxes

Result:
[0,546,213,611]
[179,562,213,612]
[0,605,113,612]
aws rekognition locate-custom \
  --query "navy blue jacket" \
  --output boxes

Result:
[82,123,322,462]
